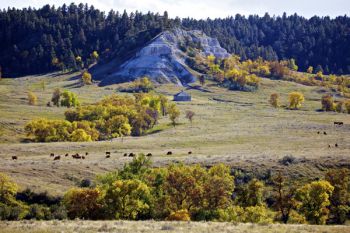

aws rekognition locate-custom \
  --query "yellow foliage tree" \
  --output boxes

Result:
[28,92,37,105]
[296,180,334,225]
[168,103,180,127]
[288,92,305,109]
[82,71,92,85]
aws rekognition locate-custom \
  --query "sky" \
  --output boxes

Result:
[1,0,349,19]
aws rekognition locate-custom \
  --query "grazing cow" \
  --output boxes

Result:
[146,153,152,157]
[54,156,61,161]
[65,153,69,157]
[12,156,18,160]
[82,156,85,160]
[72,153,82,159]
[129,153,135,157]
[50,153,55,157]
[317,131,320,134]
[335,143,338,148]
[324,132,327,135]
[188,151,192,155]
[85,152,89,156]
[334,122,344,126]
[106,152,111,156]
[124,153,128,157]
[167,151,173,155]
[106,155,111,159]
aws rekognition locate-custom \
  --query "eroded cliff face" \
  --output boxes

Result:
[98,28,230,86]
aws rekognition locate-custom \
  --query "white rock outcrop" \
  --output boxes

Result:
[99,28,230,86]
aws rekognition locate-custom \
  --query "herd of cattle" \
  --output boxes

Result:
[11,151,193,161]
[9,122,345,161]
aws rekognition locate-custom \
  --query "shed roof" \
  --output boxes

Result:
[174,90,191,97]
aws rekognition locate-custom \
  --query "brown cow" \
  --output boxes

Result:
[50,153,55,157]
[167,151,173,155]
[188,151,192,155]
[123,153,128,157]
[12,156,18,160]
[324,132,327,135]
[54,156,61,161]
[146,153,152,157]
[82,156,85,160]
[106,155,111,159]
[85,152,89,156]
[129,153,135,157]
[335,143,338,148]
[65,153,69,157]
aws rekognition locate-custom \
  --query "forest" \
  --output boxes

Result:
[1,3,350,77]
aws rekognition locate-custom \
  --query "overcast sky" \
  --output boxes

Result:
[1,0,349,19]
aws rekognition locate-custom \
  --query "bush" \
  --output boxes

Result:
[60,90,80,108]
[269,93,280,108]
[344,100,350,114]
[82,71,92,85]
[335,102,343,113]
[288,92,304,109]
[63,188,102,220]
[321,95,334,111]
[216,206,244,222]
[279,155,297,166]
[243,206,275,224]
[167,209,191,221]
[28,92,37,105]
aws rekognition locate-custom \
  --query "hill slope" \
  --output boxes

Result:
[97,28,229,86]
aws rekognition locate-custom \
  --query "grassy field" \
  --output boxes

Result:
[1,221,350,233]
[0,72,349,195]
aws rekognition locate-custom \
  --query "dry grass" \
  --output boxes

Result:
[0,72,349,195]
[1,221,349,233]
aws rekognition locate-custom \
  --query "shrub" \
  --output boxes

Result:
[216,206,244,222]
[335,102,343,113]
[269,93,280,108]
[288,92,304,109]
[28,92,37,105]
[344,100,350,114]
[167,209,191,221]
[321,95,334,111]
[279,155,297,166]
[60,90,80,108]
[287,210,307,224]
[82,71,92,85]
[243,206,275,224]
[51,88,61,107]
[63,188,102,220]
[185,110,195,123]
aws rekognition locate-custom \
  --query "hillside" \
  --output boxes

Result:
[0,72,349,195]
[1,3,350,78]
[96,28,229,86]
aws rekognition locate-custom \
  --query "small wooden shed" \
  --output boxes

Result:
[173,90,191,101]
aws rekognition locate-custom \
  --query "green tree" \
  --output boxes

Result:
[296,180,334,225]
[60,90,80,108]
